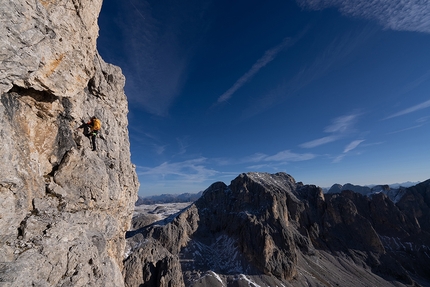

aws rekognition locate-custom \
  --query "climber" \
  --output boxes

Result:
[87,116,102,151]
[76,116,102,150]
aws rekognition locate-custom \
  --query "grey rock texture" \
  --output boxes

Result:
[0,0,138,286]
[0,0,102,97]
[124,239,185,287]
[125,172,430,287]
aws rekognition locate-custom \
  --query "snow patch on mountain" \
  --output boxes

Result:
[133,202,192,224]
[380,236,430,255]
[181,234,247,274]
[235,274,262,287]
[207,271,225,286]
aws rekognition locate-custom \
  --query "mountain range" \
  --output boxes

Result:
[125,172,430,287]
[136,181,419,205]
[136,191,203,205]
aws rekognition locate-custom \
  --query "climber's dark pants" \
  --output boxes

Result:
[91,131,98,151]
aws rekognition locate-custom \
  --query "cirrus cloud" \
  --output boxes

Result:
[300,113,359,148]
[344,139,365,153]
[217,37,297,104]
[137,157,218,182]
[384,99,430,120]
[333,139,365,163]
[297,0,430,33]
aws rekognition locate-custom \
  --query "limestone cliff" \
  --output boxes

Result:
[0,0,139,286]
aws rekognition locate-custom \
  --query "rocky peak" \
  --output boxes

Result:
[195,172,310,279]
[125,172,430,287]
[0,1,138,286]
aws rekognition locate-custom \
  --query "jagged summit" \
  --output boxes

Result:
[124,172,430,287]
[327,181,420,204]
[194,172,310,280]
[233,171,296,188]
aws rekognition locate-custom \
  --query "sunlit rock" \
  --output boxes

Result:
[0,0,139,286]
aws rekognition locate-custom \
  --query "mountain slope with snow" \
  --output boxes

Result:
[124,172,430,287]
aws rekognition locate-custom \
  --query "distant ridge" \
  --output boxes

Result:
[137,181,420,205]
[387,181,420,188]
[326,181,419,192]
[327,181,420,202]
[136,191,203,205]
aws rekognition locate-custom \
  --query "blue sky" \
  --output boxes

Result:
[97,0,430,196]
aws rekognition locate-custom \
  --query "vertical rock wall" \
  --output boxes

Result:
[0,0,139,286]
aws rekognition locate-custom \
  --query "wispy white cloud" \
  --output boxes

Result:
[125,36,188,116]
[384,99,430,120]
[137,148,315,191]
[240,27,373,120]
[241,153,268,163]
[246,164,272,170]
[137,157,219,183]
[300,136,339,148]
[297,0,430,33]
[128,0,146,20]
[141,132,167,155]
[219,149,316,166]
[399,69,430,94]
[175,137,190,156]
[115,0,211,116]
[416,115,430,123]
[217,37,296,104]
[332,154,345,163]
[300,113,359,148]
[386,124,423,135]
[264,150,316,162]
[332,139,365,163]
[324,114,358,133]
[243,150,316,164]
[344,139,365,153]
[144,132,161,142]
[153,144,167,155]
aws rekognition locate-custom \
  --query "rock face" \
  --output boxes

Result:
[0,0,102,97]
[0,1,138,286]
[125,172,430,287]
